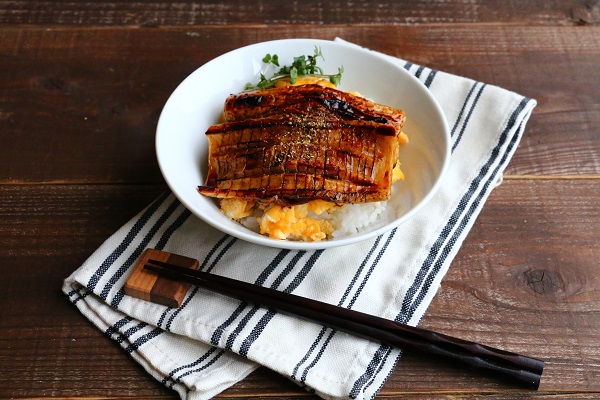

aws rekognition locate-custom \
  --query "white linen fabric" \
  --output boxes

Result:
[63,39,537,400]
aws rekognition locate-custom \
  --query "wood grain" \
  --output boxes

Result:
[124,248,199,307]
[420,178,600,393]
[0,0,596,26]
[1,25,599,184]
[1,2,599,398]
[0,180,598,397]
[0,184,166,258]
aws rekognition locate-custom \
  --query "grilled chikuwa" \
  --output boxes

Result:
[198,84,406,206]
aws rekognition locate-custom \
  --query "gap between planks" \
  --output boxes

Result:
[1,176,599,186]
[0,180,168,186]
[0,20,593,32]
[503,175,600,180]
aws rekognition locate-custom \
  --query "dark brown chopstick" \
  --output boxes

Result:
[144,259,544,389]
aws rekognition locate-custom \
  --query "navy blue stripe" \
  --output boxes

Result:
[349,345,391,398]
[156,235,238,384]
[363,101,532,399]
[402,100,530,323]
[395,85,491,318]
[224,304,261,351]
[291,326,328,383]
[357,346,395,399]
[350,98,532,396]
[70,286,89,305]
[452,84,487,152]
[164,236,238,332]
[348,230,396,309]
[157,233,233,328]
[200,234,232,269]
[125,327,164,353]
[370,349,403,399]
[450,82,479,137]
[110,207,192,307]
[161,347,219,386]
[299,230,393,386]
[102,317,180,391]
[423,69,438,88]
[272,251,307,288]
[163,247,290,387]
[300,329,336,383]
[222,251,305,351]
[211,249,290,345]
[238,250,324,357]
[339,236,383,307]
[155,209,192,249]
[169,349,227,388]
[99,197,181,300]
[400,97,530,324]
[204,236,237,274]
[87,192,170,290]
[116,322,147,344]
[290,236,383,378]
[403,61,413,71]
[293,230,396,382]
[414,65,426,78]
[105,316,134,337]
[282,252,321,293]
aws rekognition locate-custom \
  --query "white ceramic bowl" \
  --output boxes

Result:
[156,39,450,250]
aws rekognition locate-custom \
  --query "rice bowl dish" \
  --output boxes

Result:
[155,39,450,250]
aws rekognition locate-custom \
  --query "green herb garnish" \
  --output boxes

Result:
[245,46,344,90]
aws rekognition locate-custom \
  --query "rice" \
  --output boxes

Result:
[326,201,392,238]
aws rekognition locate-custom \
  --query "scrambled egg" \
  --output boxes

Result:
[392,162,405,182]
[259,200,337,241]
[391,132,409,182]
[275,76,336,88]
[220,199,338,241]
[220,198,254,219]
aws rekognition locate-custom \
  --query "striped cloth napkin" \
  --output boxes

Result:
[63,39,536,399]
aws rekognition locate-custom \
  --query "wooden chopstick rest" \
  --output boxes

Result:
[124,248,199,307]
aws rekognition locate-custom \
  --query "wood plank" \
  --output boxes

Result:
[0,184,170,397]
[1,25,598,185]
[0,0,596,26]
[0,180,599,397]
[417,177,600,393]
[0,184,167,258]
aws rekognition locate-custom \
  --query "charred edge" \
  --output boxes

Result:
[197,186,376,205]
[234,95,264,107]
[319,98,389,124]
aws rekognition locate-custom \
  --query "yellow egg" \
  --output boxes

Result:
[220,198,255,219]
[274,76,336,88]
[308,199,339,215]
[392,162,405,183]
[258,203,333,241]
[398,131,409,145]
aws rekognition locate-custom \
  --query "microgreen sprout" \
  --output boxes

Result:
[245,46,344,90]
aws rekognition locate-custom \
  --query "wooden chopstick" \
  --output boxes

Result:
[144,259,544,389]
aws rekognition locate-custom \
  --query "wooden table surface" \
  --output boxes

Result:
[1,1,599,398]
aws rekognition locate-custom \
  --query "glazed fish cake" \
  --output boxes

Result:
[198,84,406,206]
